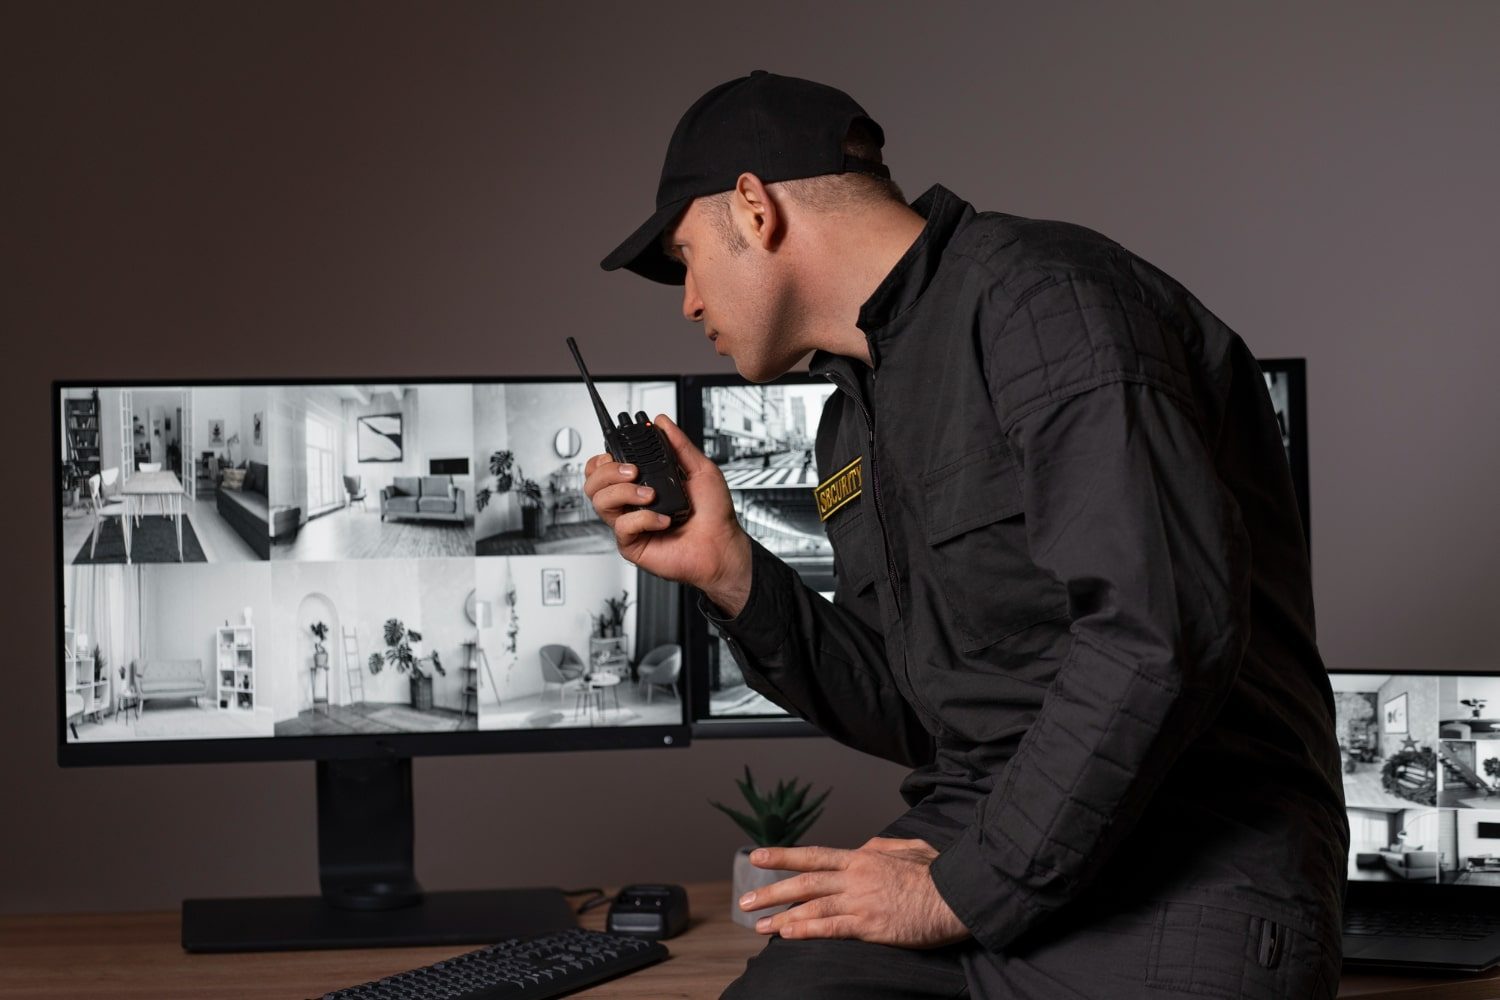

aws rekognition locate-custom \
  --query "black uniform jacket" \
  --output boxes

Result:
[700,184,1350,955]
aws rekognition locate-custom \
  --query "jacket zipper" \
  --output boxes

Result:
[825,370,903,618]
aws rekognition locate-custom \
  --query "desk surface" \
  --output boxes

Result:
[2,881,1499,999]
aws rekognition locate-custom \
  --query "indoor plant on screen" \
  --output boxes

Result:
[710,766,830,930]
[368,618,445,711]
[476,450,545,539]
[309,621,330,669]
[309,621,331,709]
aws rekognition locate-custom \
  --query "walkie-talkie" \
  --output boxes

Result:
[567,337,692,526]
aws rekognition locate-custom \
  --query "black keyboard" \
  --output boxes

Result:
[1345,906,1500,941]
[315,927,668,999]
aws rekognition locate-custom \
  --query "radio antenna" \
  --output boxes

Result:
[566,337,616,436]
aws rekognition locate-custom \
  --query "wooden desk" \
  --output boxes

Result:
[3,881,1499,999]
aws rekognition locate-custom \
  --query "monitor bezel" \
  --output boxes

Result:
[53,374,693,767]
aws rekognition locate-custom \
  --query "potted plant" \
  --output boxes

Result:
[310,621,330,670]
[61,459,81,509]
[600,590,633,639]
[1462,698,1489,719]
[710,766,830,930]
[475,450,546,538]
[368,618,445,711]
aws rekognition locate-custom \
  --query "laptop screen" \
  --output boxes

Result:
[1331,671,1500,887]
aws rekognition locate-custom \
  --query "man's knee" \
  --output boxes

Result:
[720,934,967,1000]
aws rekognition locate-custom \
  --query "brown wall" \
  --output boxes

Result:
[3,1,1497,914]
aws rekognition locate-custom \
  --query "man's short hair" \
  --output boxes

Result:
[703,119,905,252]
[777,118,906,211]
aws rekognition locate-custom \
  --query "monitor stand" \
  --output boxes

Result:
[181,757,576,952]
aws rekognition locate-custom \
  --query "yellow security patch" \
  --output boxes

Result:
[815,456,863,522]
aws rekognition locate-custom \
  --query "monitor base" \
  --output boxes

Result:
[181,758,577,952]
[181,887,577,952]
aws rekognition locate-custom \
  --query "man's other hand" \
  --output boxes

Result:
[738,837,971,949]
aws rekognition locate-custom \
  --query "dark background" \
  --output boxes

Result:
[2,1,1496,914]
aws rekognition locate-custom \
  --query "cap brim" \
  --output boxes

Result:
[599,196,692,286]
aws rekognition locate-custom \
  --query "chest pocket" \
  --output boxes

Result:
[825,508,879,606]
[920,443,1070,651]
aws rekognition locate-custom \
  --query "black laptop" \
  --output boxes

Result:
[1332,668,1500,974]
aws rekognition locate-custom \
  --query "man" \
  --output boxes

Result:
[591,71,1348,999]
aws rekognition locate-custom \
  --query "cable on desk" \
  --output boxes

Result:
[560,886,614,914]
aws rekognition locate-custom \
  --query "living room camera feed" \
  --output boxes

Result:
[58,379,687,744]
[269,384,476,561]
[268,557,480,735]
[1334,672,1500,887]
[472,556,683,732]
[473,380,676,556]
[62,563,277,742]
[699,380,837,719]
[59,385,272,565]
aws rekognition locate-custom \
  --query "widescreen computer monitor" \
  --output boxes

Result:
[54,376,690,952]
[680,357,1310,735]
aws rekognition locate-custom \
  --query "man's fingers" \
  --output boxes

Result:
[593,481,655,517]
[756,895,840,933]
[653,414,715,477]
[584,458,637,501]
[771,914,860,941]
[740,871,839,911]
[614,507,672,548]
[583,452,611,478]
[754,846,852,873]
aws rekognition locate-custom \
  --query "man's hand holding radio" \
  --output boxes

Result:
[584,414,753,618]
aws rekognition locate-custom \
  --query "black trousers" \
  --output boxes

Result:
[721,900,1338,999]
[721,782,1340,999]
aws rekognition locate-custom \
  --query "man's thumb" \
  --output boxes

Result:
[653,414,713,476]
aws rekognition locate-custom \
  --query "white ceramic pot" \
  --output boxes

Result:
[731,846,796,930]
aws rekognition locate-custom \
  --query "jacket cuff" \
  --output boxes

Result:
[695,537,790,661]
[928,822,1040,954]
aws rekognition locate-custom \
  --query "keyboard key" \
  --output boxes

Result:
[319,928,667,1000]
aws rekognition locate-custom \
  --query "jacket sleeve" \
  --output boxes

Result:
[699,537,936,768]
[927,369,1253,952]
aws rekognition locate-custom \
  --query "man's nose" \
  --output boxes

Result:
[682,272,704,323]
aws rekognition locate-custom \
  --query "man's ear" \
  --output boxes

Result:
[732,172,782,252]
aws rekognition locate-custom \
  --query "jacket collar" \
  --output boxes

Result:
[809,183,972,378]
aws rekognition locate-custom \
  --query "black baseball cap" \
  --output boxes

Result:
[600,70,889,285]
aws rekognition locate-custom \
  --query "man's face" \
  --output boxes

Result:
[663,196,802,383]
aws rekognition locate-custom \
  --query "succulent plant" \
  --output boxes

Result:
[710,765,830,848]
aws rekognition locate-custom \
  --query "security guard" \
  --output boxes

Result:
[590,71,1348,999]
